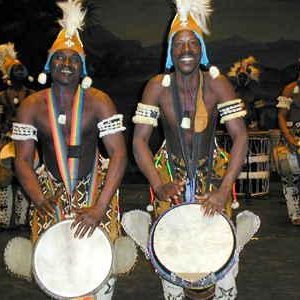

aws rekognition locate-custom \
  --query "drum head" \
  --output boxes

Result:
[150,204,235,285]
[33,219,113,299]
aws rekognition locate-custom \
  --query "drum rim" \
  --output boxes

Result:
[147,203,236,289]
[32,219,114,299]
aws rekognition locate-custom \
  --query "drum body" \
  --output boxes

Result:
[273,144,300,176]
[148,203,236,290]
[217,131,271,196]
[32,219,113,299]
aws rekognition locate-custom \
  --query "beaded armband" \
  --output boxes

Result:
[217,99,247,124]
[132,103,160,127]
[276,96,293,110]
[11,122,38,141]
[97,114,126,138]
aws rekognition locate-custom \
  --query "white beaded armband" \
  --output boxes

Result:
[132,103,160,127]
[217,99,247,124]
[276,96,293,110]
[97,114,126,138]
[11,122,38,141]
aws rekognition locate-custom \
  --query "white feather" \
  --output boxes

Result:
[174,0,212,34]
[57,0,86,38]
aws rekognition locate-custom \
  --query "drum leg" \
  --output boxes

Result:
[161,279,185,300]
[281,174,300,223]
[95,277,116,300]
[213,265,237,300]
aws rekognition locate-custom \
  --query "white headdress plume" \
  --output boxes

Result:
[57,0,86,40]
[174,0,213,35]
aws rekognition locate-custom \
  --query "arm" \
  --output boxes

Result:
[14,95,55,215]
[198,75,248,214]
[278,84,298,148]
[73,90,127,238]
[132,76,184,202]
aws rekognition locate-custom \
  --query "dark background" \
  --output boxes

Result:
[1,0,300,181]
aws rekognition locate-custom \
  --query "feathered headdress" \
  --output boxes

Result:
[169,0,212,38]
[38,0,92,89]
[0,43,20,82]
[162,0,217,87]
[227,56,260,82]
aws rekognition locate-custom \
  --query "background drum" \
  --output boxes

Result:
[217,131,271,197]
[148,203,236,290]
[32,219,113,299]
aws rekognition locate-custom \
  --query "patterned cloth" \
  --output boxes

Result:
[151,143,232,219]
[31,159,121,244]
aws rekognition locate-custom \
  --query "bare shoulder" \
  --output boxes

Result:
[142,74,166,106]
[282,81,297,97]
[17,89,48,123]
[19,89,47,111]
[86,87,114,106]
[205,71,236,104]
[85,87,117,120]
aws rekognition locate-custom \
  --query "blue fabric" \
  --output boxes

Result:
[185,177,196,203]
[165,32,209,70]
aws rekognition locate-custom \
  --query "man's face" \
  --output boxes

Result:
[10,63,28,83]
[171,30,201,75]
[50,49,82,86]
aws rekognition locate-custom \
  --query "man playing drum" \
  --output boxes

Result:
[9,1,127,298]
[132,0,248,299]
[277,61,300,225]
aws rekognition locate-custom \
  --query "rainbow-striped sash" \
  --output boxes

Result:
[46,86,84,196]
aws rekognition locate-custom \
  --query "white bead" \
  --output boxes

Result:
[162,74,171,87]
[38,72,47,85]
[58,114,66,125]
[181,117,191,129]
[293,85,299,94]
[146,204,154,212]
[27,75,34,82]
[81,76,92,89]
[231,200,240,209]
[209,66,220,79]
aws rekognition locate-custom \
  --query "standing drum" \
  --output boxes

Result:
[148,203,236,289]
[33,219,113,299]
[217,131,271,196]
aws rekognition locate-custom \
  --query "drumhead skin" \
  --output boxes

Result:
[32,219,113,299]
[148,203,236,289]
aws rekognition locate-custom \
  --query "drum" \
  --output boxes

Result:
[148,203,236,290]
[273,144,300,176]
[32,219,113,299]
[217,131,271,196]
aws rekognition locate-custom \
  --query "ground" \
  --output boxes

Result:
[0,176,299,300]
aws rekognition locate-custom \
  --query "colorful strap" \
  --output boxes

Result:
[46,86,84,195]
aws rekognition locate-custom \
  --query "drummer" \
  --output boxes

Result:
[0,43,35,229]
[0,42,35,136]
[277,60,300,225]
[11,1,127,298]
[132,0,247,299]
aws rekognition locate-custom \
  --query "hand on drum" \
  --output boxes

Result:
[35,198,56,217]
[154,180,185,204]
[71,206,104,239]
[195,190,226,216]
